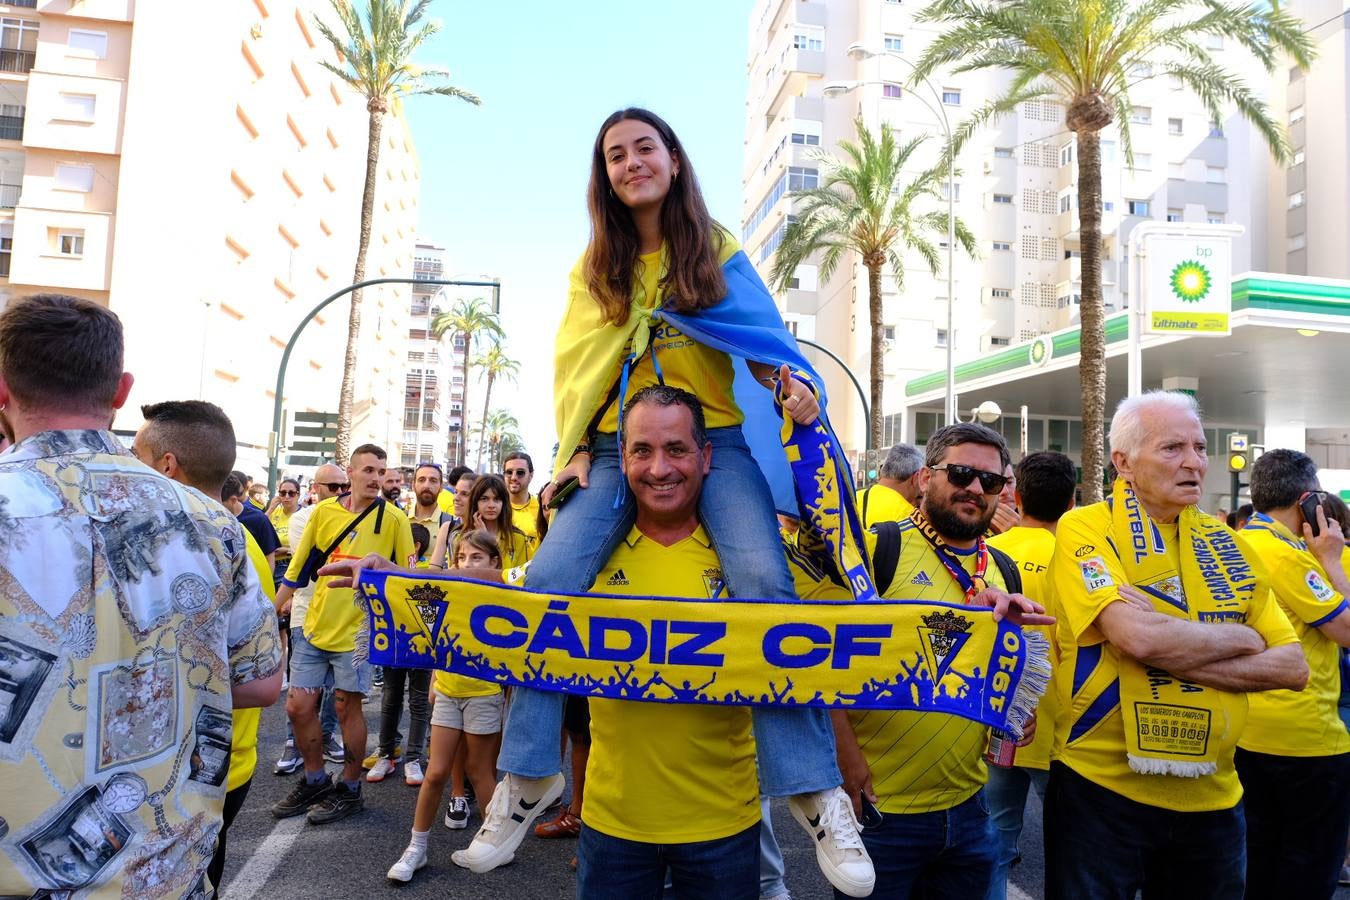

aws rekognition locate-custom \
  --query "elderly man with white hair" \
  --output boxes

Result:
[1043,390,1307,900]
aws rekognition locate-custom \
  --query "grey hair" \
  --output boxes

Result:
[880,443,925,480]
[1108,391,1202,464]
[924,423,1010,469]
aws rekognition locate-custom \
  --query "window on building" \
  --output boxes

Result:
[882,83,902,99]
[993,193,1013,204]
[790,131,820,146]
[1059,193,1072,213]
[57,230,84,256]
[1287,233,1307,252]
[1292,149,1305,167]
[57,92,96,120]
[1101,140,1117,164]
[935,328,948,347]
[0,18,37,73]
[1167,117,1183,135]
[54,164,94,192]
[1167,209,1182,223]
[991,288,1012,298]
[942,88,961,105]
[990,336,1010,347]
[994,146,1013,158]
[67,29,107,58]
[1127,199,1150,216]
[883,34,903,52]
[792,29,824,51]
[787,165,818,191]
[1206,214,1224,224]
[1129,153,1152,170]
[1288,190,1305,209]
[1060,143,1074,166]
[883,325,896,341]
[1206,166,1225,183]
[992,241,1011,251]
[1290,105,1304,124]
[1103,200,1115,211]
[1129,106,1151,125]
[940,181,960,201]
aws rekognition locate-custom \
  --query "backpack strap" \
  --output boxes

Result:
[871,521,901,596]
[988,545,1023,595]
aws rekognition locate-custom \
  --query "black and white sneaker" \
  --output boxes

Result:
[444,795,470,829]
[451,773,564,873]
[272,774,333,818]
[307,782,365,825]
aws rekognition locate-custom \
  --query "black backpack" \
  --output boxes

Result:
[870,521,1022,596]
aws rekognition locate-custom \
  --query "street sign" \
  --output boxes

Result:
[1228,433,1249,452]
[288,410,338,464]
[1142,234,1233,336]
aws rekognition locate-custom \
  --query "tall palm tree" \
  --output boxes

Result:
[482,409,521,472]
[769,119,977,447]
[472,342,521,470]
[910,0,1313,501]
[314,0,480,460]
[430,297,504,465]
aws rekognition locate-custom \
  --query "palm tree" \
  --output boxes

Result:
[314,0,480,460]
[482,409,521,471]
[472,342,521,470]
[769,118,977,447]
[910,0,1313,501]
[430,297,504,465]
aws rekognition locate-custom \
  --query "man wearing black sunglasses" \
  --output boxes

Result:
[833,423,1050,900]
[503,451,541,541]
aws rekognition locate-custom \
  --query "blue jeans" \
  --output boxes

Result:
[286,627,338,740]
[1045,762,1246,900]
[846,790,995,900]
[577,822,760,900]
[758,796,789,899]
[984,765,1049,900]
[502,427,840,796]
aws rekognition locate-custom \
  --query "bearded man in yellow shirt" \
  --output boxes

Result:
[1044,391,1307,900]
[1237,449,1350,899]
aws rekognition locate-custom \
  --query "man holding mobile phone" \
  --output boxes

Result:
[1239,449,1350,899]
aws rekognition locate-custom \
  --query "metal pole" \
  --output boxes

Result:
[796,336,873,449]
[268,276,501,494]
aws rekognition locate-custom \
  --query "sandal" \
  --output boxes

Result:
[534,809,582,838]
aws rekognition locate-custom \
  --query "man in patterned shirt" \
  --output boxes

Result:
[0,294,283,898]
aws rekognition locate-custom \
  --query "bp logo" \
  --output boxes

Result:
[1030,335,1052,368]
[1170,260,1212,303]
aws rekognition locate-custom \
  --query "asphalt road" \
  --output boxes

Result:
[221,691,1350,899]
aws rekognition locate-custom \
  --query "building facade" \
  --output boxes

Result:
[403,239,469,468]
[742,0,1277,451]
[0,0,420,476]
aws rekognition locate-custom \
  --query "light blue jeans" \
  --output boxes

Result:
[984,765,1049,900]
[503,427,840,796]
[758,796,790,899]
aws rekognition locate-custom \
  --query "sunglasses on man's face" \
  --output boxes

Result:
[277,490,299,497]
[322,482,350,492]
[930,463,1010,495]
[505,468,529,478]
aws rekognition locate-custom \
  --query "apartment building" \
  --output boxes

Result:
[403,239,469,468]
[742,0,1275,449]
[0,0,419,474]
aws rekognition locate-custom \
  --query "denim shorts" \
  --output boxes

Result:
[289,630,372,695]
[431,692,504,735]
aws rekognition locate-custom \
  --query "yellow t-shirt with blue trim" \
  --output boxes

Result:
[1238,513,1350,757]
[228,532,274,792]
[511,495,542,541]
[283,497,417,653]
[855,483,915,529]
[596,249,742,434]
[583,526,760,843]
[849,519,1010,813]
[1049,501,1298,811]
[987,525,1060,770]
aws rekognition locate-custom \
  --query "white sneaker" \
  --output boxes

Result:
[450,773,564,873]
[789,787,875,898]
[444,795,469,829]
[404,759,425,786]
[366,757,397,783]
[386,844,427,882]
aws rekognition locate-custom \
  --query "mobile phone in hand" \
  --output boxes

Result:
[546,476,580,510]
[1300,491,1327,538]
[860,797,884,829]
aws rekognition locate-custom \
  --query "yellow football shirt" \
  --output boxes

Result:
[511,494,542,541]
[228,532,275,792]
[437,489,456,514]
[855,483,915,529]
[596,249,742,434]
[269,505,293,551]
[583,526,760,843]
[1049,501,1298,812]
[284,497,417,653]
[494,526,535,568]
[848,520,1011,813]
[1238,514,1350,757]
[987,526,1059,770]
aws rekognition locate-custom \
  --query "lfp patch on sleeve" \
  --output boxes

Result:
[1306,569,1337,603]
[1081,557,1114,592]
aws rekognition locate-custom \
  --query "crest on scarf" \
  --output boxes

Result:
[917,610,973,682]
[1143,576,1188,613]
[408,583,448,632]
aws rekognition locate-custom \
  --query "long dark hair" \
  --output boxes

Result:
[584,107,727,326]
[467,474,515,556]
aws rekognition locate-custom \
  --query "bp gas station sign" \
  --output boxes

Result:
[1141,233,1233,336]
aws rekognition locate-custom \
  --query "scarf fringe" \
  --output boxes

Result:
[1005,629,1052,739]
[1127,755,1216,778]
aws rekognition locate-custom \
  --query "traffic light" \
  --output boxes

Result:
[1228,448,1250,474]
[863,448,881,485]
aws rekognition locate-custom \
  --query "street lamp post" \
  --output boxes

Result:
[795,336,873,449]
[825,43,957,427]
[267,276,501,494]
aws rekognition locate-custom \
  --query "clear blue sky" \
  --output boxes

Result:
[402,0,755,468]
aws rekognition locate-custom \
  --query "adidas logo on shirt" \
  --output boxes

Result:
[911,571,934,587]
[606,569,630,586]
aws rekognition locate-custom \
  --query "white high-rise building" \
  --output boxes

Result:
[742,0,1277,451]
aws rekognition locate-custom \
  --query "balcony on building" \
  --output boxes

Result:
[763,25,826,119]
[0,103,21,141]
[0,47,34,75]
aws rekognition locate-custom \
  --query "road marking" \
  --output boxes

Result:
[222,814,307,900]
[1009,884,1035,900]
